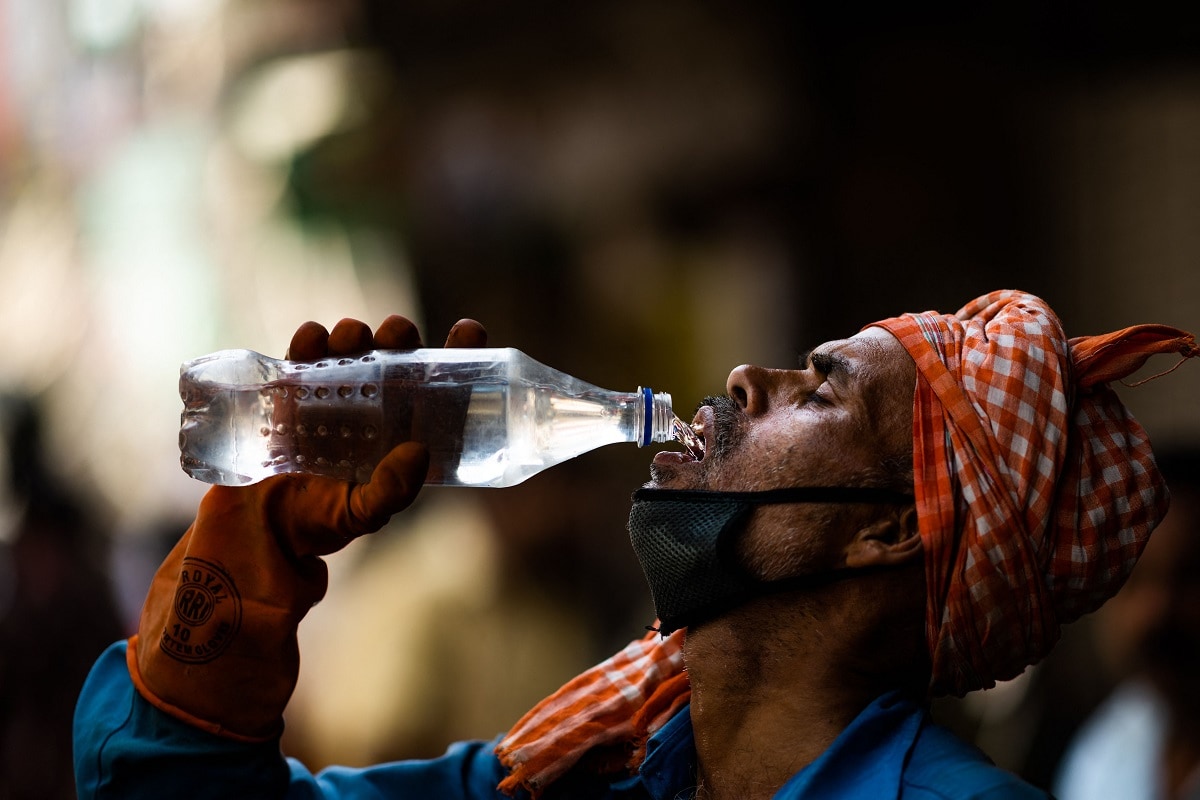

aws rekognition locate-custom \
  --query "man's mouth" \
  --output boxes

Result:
[673,416,706,461]
[653,406,711,466]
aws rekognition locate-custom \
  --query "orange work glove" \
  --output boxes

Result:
[127,315,487,741]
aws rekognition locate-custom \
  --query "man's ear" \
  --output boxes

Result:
[844,506,921,569]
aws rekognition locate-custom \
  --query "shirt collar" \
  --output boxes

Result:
[776,691,925,799]
[611,702,697,799]
[616,691,926,800]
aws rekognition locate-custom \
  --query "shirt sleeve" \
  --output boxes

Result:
[74,641,511,800]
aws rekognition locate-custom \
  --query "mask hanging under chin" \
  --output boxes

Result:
[627,486,914,634]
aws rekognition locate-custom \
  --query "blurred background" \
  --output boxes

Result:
[1,2,1199,797]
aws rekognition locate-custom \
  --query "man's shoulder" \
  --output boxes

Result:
[901,719,1050,799]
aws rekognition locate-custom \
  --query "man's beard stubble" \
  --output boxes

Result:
[704,394,742,460]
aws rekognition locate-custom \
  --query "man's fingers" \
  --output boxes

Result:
[374,315,423,350]
[295,315,484,356]
[327,318,375,356]
[445,319,487,349]
[287,321,329,360]
[349,442,430,532]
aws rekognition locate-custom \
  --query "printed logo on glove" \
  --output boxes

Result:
[161,556,243,664]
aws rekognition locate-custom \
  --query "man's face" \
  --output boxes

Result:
[646,326,917,579]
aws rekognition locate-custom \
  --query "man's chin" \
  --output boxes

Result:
[647,459,703,489]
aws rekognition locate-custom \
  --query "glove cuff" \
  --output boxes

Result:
[126,635,282,743]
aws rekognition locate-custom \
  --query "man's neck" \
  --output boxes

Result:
[681,594,907,800]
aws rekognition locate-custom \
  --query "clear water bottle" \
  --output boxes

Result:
[178,347,680,488]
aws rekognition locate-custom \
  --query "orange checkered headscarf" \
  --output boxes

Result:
[870,289,1198,696]
[496,289,1198,796]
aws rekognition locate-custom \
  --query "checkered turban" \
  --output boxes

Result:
[870,289,1199,696]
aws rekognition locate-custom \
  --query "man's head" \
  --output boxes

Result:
[630,289,1199,696]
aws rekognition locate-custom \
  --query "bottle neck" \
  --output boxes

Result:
[638,387,674,446]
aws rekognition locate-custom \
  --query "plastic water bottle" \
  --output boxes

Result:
[178,347,680,488]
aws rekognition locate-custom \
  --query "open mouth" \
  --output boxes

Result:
[652,406,709,469]
[673,416,706,461]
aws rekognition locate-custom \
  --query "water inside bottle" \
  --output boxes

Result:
[454,383,638,486]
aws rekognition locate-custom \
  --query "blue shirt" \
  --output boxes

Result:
[75,642,1045,799]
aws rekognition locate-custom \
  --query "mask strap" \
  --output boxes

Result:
[632,486,914,505]
[631,485,916,633]
[755,562,907,597]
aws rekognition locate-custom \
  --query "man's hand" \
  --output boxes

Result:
[275,315,488,555]
[127,315,486,740]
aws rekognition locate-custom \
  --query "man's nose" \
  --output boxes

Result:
[726,364,774,414]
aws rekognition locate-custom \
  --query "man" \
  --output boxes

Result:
[74,290,1197,799]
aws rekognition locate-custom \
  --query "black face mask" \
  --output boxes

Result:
[627,486,914,634]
